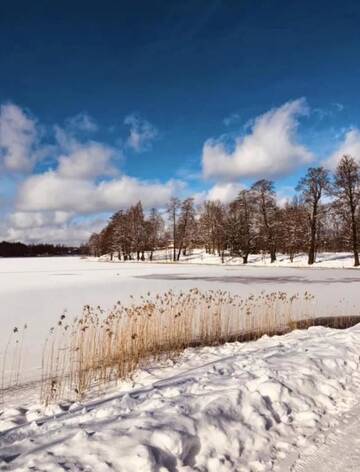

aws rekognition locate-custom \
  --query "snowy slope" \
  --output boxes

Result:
[1,325,360,471]
[101,249,360,268]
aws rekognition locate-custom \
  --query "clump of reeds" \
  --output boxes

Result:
[40,289,319,405]
[2,289,359,406]
[1,324,27,405]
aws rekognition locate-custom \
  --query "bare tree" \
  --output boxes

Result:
[146,208,165,261]
[88,233,101,257]
[87,161,360,265]
[99,222,117,260]
[250,179,278,262]
[129,202,146,260]
[176,198,196,260]
[199,200,227,260]
[278,199,308,262]
[227,190,256,263]
[167,197,181,261]
[296,167,330,264]
[333,155,360,266]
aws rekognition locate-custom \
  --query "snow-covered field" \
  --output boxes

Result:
[1,255,360,384]
[102,248,360,269]
[2,255,360,470]
[1,325,360,471]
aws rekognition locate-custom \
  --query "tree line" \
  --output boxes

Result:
[86,155,360,266]
[0,241,81,258]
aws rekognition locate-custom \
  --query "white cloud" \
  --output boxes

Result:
[193,182,243,205]
[65,113,98,133]
[124,113,158,152]
[57,142,117,179]
[324,128,360,169]
[1,217,105,246]
[0,102,177,244]
[0,103,40,173]
[202,98,313,181]
[97,176,180,210]
[9,211,72,229]
[1,208,104,245]
[52,117,122,180]
[16,172,180,214]
[312,102,345,120]
[223,112,240,127]
[207,182,243,203]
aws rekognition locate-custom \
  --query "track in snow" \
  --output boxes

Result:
[288,403,360,471]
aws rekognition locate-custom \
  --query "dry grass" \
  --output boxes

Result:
[40,289,317,404]
[2,289,359,406]
[1,324,27,404]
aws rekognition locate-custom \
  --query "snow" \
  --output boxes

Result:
[101,248,360,269]
[2,256,360,469]
[1,324,360,471]
[289,402,360,471]
[1,255,360,385]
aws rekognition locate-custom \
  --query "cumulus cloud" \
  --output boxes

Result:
[1,216,105,246]
[207,182,243,203]
[52,116,122,180]
[324,128,360,169]
[0,103,40,173]
[202,98,313,181]
[57,142,117,179]
[124,113,158,152]
[193,182,243,205]
[16,172,180,214]
[9,211,73,229]
[0,102,177,244]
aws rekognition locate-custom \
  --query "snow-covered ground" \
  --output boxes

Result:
[1,324,360,471]
[101,248,360,268]
[1,255,360,385]
[2,256,360,470]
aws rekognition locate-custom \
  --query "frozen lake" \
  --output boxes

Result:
[1,256,360,383]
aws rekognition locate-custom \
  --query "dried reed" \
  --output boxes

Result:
[40,289,317,404]
[2,289,359,407]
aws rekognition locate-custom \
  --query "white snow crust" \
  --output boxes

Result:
[1,325,360,471]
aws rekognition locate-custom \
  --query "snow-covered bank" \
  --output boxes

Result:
[2,256,360,388]
[100,249,360,269]
[1,325,360,471]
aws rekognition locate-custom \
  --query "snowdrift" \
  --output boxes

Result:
[1,324,360,471]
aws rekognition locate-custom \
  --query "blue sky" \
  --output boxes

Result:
[1,0,360,243]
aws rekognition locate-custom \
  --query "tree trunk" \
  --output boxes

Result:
[350,208,359,266]
[308,223,316,265]
[242,253,248,264]
[308,204,318,265]
[270,249,276,263]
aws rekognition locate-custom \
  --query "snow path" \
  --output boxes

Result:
[291,403,360,471]
[1,325,360,471]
